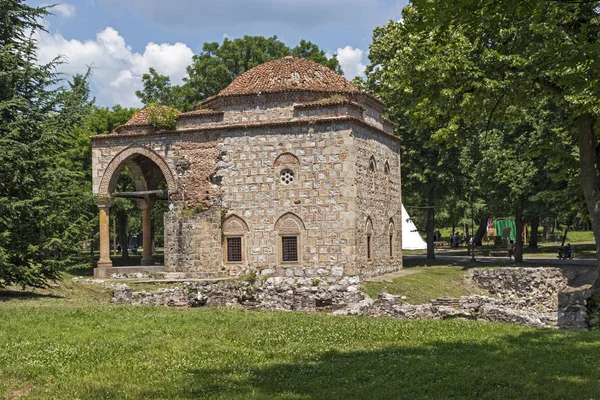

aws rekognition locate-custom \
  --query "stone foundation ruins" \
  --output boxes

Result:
[77,267,599,330]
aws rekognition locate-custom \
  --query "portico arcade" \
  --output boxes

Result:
[94,145,177,277]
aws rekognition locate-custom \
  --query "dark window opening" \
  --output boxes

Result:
[282,236,298,262]
[227,237,242,262]
[389,234,394,257]
[367,235,372,260]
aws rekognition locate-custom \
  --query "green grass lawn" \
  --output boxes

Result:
[363,266,484,303]
[2,281,600,399]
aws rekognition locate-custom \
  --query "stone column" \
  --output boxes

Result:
[97,204,113,268]
[139,199,154,266]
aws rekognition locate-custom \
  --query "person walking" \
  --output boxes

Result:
[508,240,515,261]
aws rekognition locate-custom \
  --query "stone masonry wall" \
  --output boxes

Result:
[470,267,574,313]
[218,121,357,279]
[163,206,223,277]
[353,126,402,278]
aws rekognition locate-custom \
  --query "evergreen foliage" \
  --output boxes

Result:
[0,0,94,288]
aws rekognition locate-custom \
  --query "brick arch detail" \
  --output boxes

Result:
[98,145,177,196]
[274,152,300,167]
[275,212,305,234]
[223,214,249,236]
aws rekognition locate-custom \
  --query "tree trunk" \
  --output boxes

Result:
[543,224,549,242]
[529,216,539,248]
[118,212,129,263]
[426,186,436,259]
[561,226,569,247]
[577,114,600,288]
[514,195,524,263]
[474,216,487,246]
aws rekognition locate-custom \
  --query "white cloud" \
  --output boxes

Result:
[336,46,366,79]
[36,27,194,107]
[52,3,76,18]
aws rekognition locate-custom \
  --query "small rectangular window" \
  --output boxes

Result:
[367,235,372,260]
[389,234,394,257]
[281,236,298,262]
[227,237,242,262]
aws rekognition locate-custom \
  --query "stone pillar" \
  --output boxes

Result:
[97,204,113,268]
[139,199,154,266]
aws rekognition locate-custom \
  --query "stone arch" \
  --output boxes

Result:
[368,156,377,172]
[365,217,374,235]
[98,145,177,196]
[368,156,376,192]
[222,214,249,236]
[275,212,305,234]
[388,218,395,258]
[384,160,391,196]
[388,218,395,233]
[274,152,300,167]
[365,217,374,260]
[123,160,148,192]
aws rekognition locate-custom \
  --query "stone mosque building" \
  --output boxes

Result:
[91,57,403,280]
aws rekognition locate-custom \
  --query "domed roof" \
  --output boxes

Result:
[218,56,358,97]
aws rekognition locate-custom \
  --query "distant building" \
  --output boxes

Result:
[91,57,402,279]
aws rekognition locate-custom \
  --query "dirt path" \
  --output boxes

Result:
[366,269,422,283]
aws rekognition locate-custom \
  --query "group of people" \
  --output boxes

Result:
[451,231,466,247]
[432,231,466,247]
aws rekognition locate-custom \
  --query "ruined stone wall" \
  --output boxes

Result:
[353,126,403,278]
[218,122,358,279]
[163,206,223,276]
[92,131,221,208]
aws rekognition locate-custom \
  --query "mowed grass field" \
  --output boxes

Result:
[1,281,600,399]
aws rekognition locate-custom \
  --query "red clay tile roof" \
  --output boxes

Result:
[115,105,177,132]
[218,57,359,97]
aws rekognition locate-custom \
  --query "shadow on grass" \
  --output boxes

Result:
[0,290,64,302]
[402,258,468,269]
[168,330,600,400]
[67,265,95,277]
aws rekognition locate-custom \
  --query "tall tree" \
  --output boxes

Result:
[364,8,471,259]
[0,1,94,288]
[409,0,600,278]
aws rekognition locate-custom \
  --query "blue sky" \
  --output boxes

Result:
[30,0,408,107]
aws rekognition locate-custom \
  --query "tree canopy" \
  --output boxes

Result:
[136,36,343,111]
[364,3,592,262]
[403,0,600,274]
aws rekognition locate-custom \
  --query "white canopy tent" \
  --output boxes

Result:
[401,205,427,250]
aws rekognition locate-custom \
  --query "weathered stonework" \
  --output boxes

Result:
[91,57,402,280]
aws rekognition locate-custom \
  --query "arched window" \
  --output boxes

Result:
[388,219,395,258]
[275,213,305,263]
[365,217,374,261]
[368,157,376,192]
[384,161,391,198]
[222,215,249,263]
